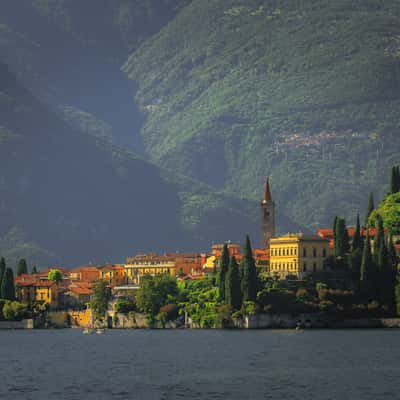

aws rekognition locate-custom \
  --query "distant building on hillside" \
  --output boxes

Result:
[269,233,330,279]
[260,177,275,249]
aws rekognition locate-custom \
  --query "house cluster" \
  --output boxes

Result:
[14,178,400,310]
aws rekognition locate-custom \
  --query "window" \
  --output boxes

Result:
[294,248,297,255]
[313,248,317,257]
[303,248,307,257]
[303,262,307,272]
[323,248,327,258]
[313,263,317,272]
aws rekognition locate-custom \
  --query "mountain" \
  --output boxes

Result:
[0,62,262,267]
[123,0,400,230]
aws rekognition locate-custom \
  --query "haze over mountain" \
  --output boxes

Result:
[0,0,399,266]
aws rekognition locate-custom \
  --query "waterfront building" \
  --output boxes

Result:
[269,233,330,279]
[99,264,126,286]
[125,254,176,285]
[70,265,100,282]
[15,278,60,309]
[260,177,275,249]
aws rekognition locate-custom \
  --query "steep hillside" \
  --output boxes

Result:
[124,0,400,229]
[0,62,263,267]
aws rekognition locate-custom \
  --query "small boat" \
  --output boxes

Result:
[82,328,94,334]
[96,328,105,334]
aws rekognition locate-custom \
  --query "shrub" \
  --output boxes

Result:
[114,299,135,314]
[2,301,28,321]
[159,304,178,321]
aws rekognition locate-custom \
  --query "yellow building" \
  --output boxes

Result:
[269,233,330,279]
[16,280,60,309]
[98,265,126,287]
[125,254,176,285]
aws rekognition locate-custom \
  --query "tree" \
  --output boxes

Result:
[16,259,28,277]
[373,215,385,263]
[378,235,397,309]
[48,269,63,284]
[390,165,400,194]
[225,256,242,310]
[218,243,229,301]
[0,268,15,300]
[365,193,375,226]
[352,214,362,251]
[334,218,350,258]
[0,257,5,288]
[240,235,257,302]
[31,266,38,274]
[136,274,178,316]
[90,280,110,321]
[360,235,378,301]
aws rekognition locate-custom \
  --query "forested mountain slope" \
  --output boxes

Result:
[124,0,400,229]
[0,62,262,266]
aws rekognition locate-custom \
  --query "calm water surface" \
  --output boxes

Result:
[0,329,399,400]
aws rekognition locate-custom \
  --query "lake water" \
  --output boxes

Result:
[1,329,399,400]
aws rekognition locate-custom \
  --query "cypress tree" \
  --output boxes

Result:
[31,266,38,274]
[352,214,362,251]
[0,268,15,300]
[240,235,257,302]
[16,259,28,276]
[373,215,385,262]
[397,166,400,192]
[218,244,229,301]
[365,193,375,226]
[333,216,338,252]
[0,257,5,288]
[225,256,242,310]
[334,218,350,258]
[390,166,397,194]
[380,235,398,309]
[360,234,378,301]
[388,235,398,268]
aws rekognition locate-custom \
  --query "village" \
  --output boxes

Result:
[2,174,400,329]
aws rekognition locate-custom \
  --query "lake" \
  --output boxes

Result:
[0,329,399,399]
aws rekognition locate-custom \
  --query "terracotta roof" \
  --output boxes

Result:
[16,280,56,288]
[70,265,100,273]
[69,286,93,295]
[100,264,125,271]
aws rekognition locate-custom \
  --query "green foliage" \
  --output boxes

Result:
[218,243,229,301]
[225,256,242,310]
[365,193,375,226]
[48,269,63,284]
[31,266,38,274]
[16,259,28,276]
[369,192,400,234]
[124,0,400,232]
[240,235,257,302]
[136,274,178,316]
[334,217,350,258]
[0,257,5,289]
[390,165,400,194]
[180,277,220,328]
[352,214,362,251]
[0,268,15,300]
[1,301,28,321]
[114,299,135,314]
[360,235,378,301]
[90,280,110,321]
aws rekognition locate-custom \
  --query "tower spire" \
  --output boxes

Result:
[263,177,272,203]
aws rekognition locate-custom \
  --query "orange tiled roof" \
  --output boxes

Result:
[69,286,93,295]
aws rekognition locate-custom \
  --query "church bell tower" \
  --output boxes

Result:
[260,177,275,249]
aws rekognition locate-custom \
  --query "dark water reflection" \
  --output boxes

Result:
[0,329,399,399]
